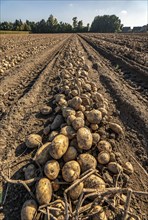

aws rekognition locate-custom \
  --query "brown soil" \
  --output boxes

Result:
[0,33,147,220]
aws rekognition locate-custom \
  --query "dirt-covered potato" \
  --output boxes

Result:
[84,174,105,191]
[40,106,52,115]
[44,160,60,180]
[75,111,84,119]
[50,134,69,159]
[67,115,76,125]
[63,146,77,162]
[86,109,102,124]
[90,123,99,131]
[50,200,65,220]
[51,115,64,130]
[60,126,76,139]
[71,89,78,97]
[58,98,68,107]
[62,160,81,182]
[34,142,51,165]
[81,94,91,106]
[21,200,37,220]
[98,108,108,117]
[92,133,101,145]
[72,117,85,130]
[36,178,52,205]
[25,134,42,148]
[24,164,36,180]
[123,162,134,175]
[77,127,92,150]
[97,140,112,152]
[68,96,82,110]
[55,94,65,102]
[108,122,124,135]
[78,105,86,112]
[62,107,76,118]
[108,162,123,174]
[97,151,110,165]
[48,131,59,142]
[91,205,107,220]
[77,153,97,172]
[69,182,84,200]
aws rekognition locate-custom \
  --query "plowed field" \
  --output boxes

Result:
[0,33,148,220]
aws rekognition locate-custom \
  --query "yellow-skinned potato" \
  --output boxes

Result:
[68,96,82,110]
[97,151,110,165]
[62,107,76,118]
[123,162,134,175]
[72,117,85,130]
[69,182,84,200]
[21,200,37,220]
[34,142,51,165]
[62,160,81,182]
[77,127,92,150]
[84,174,105,191]
[97,140,112,152]
[75,111,84,119]
[40,106,52,115]
[25,134,42,148]
[63,146,77,162]
[91,205,107,220]
[108,122,124,136]
[44,160,60,180]
[86,109,102,124]
[108,162,123,174]
[92,133,101,145]
[50,134,69,159]
[77,153,97,172]
[60,126,76,139]
[36,178,52,205]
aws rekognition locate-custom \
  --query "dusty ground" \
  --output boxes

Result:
[0,33,148,220]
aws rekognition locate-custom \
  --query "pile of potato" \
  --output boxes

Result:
[21,43,134,220]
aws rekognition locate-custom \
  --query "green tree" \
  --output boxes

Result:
[77,20,83,32]
[72,17,78,31]
[90,15,122,33]
[47,15,58,32]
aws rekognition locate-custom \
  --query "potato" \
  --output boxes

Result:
[81,94,91,106]
[78,104,85,112]
[84,174,105,190]
[34,142,51,165]
[77,127,92,150]
[108,122,124,135]
[92,133,101,145]
[40,106,52,115]
[50,199,65,220]
[63,146,77,162]
[51,115,64,130]
[97,140,112,152]
[21,200,37,220]
[62,107,76,118]
[123,162,134,175]
[36,178,52,205]
[98,108,108,117]
[24,164,36,180]
[71,89,79,97]
[58,98,68,107]
[75,111,84,119]
[72,117,85,130]
[44,160,60,180]
[55,94,65,102]
[43,125,51,135]
[66,115,76,125]
[77,153,97,172]
[86,109,102,124]
[68,96,82,110]
[92,92,104,103]
[50,134,69,159]
[25,134,42,148]
[69,182,84,200]
[91,205,107,220]
[62,161,81,182]
[97,151,110,165]
[90,123,99,131]
[108,162,123,174]
[60,126,76,139]
[48,131,58,142]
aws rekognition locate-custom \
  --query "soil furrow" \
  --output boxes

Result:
[79,34,148,100]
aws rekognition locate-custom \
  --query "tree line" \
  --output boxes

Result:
[0,14,123,33]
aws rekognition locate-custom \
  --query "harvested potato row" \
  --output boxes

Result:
[20,43,136,220]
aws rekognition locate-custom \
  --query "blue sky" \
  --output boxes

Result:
[1,0,147,27]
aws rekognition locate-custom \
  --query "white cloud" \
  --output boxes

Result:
[69,3,73,7]
[121,10,127,15]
